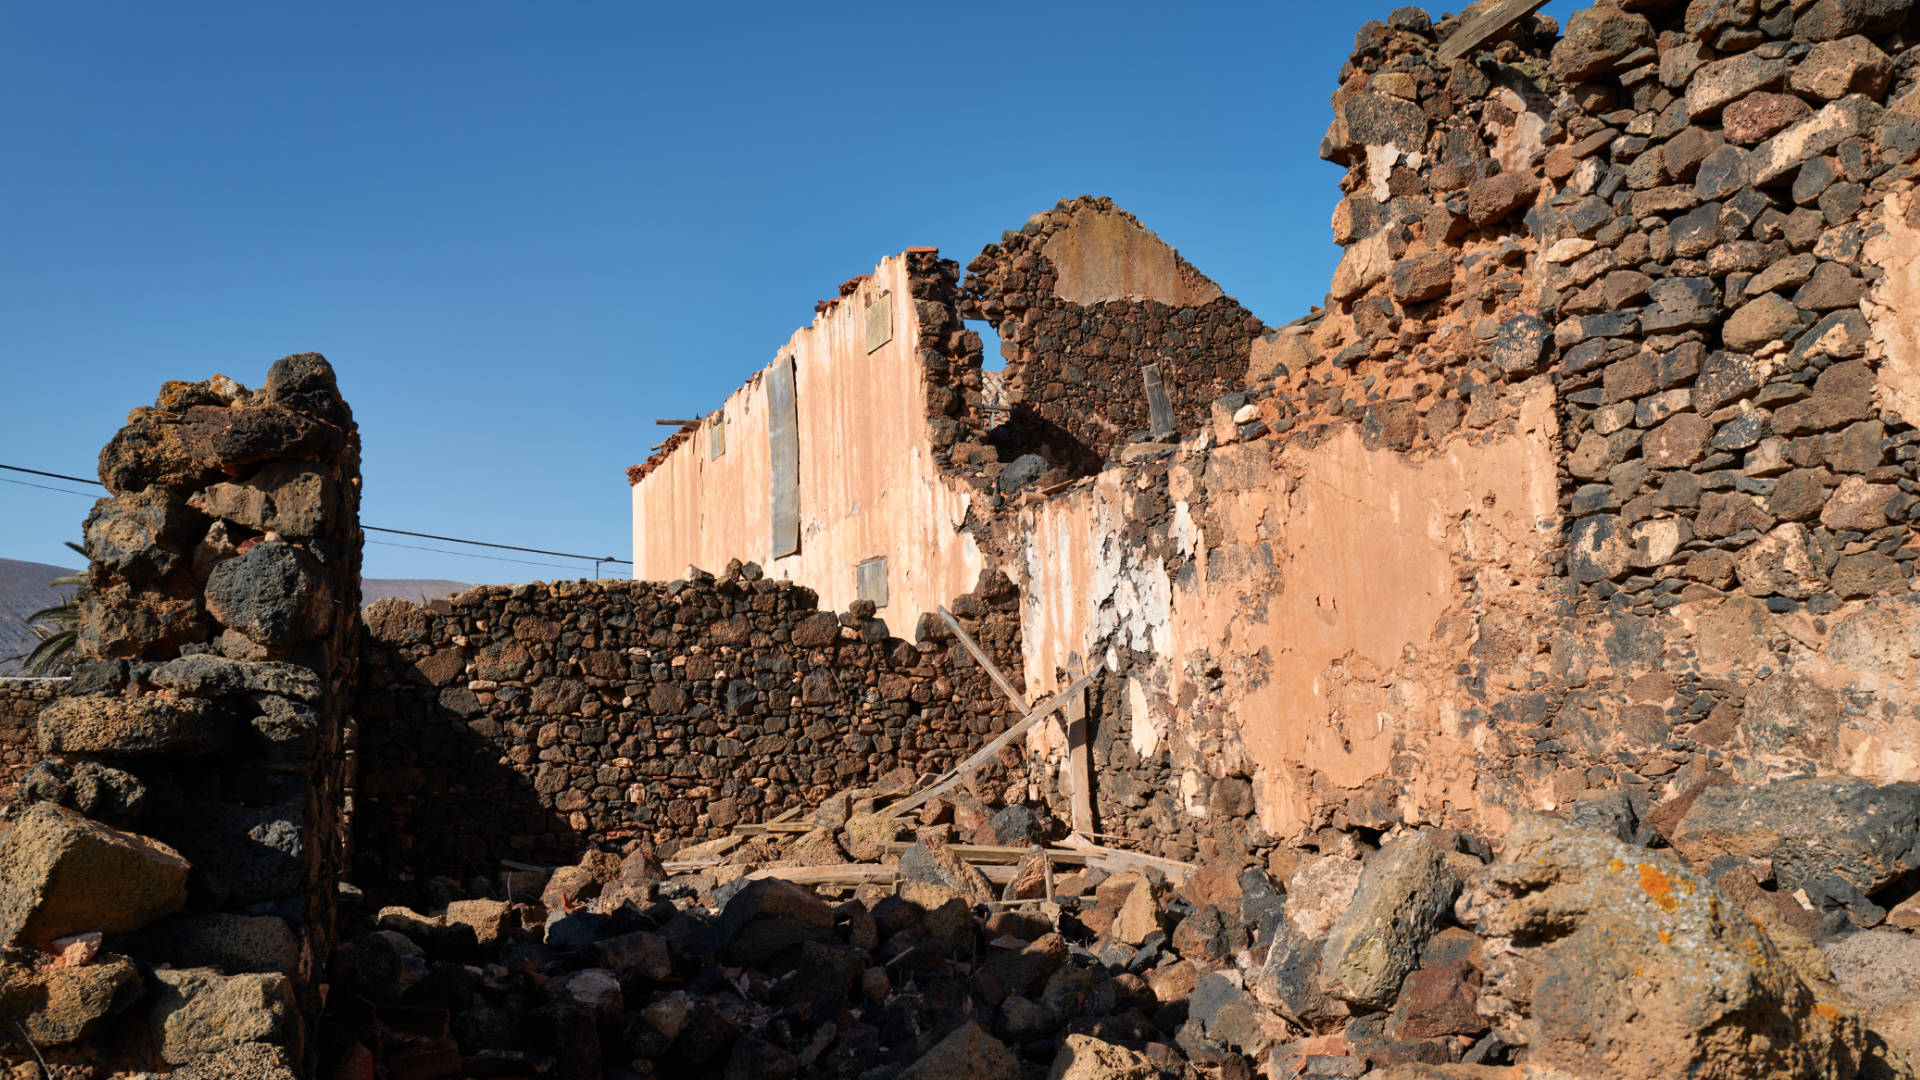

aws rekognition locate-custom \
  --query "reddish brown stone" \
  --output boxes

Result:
[1389,961,1487,1039]
[1722,92,1814,145]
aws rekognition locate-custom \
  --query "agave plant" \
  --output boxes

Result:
[14,541,88,675]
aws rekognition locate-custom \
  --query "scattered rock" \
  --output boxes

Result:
[898,1021,1019,1080]
[149,967,302,1065]
[1319,838,1460,1008]
[899,836,996,905]
[1671,778,1920,894]
[1460,818,1864,1080]
[0,803,190,948]
[0,951,142,1048]
[1048,1033,1157,1080]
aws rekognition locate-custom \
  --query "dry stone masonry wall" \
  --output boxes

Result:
[0,355,362,1078]
[0,679,58,800]
[947,199,1269,482]
[352,566,1026,900]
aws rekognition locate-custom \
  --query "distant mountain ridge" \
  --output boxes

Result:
[0,556,469,673]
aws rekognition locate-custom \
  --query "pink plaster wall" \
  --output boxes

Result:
[630,255,984,635]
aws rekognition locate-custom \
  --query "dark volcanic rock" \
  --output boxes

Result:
[1670,778,1920,895]
[204,542,329,645]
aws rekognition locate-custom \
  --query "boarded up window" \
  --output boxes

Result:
[865,293,893,353]
[768,356,800,559]
[856,556,889,608]
[710,416,726,459]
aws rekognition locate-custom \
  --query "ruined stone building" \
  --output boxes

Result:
[7,0,1920,1077]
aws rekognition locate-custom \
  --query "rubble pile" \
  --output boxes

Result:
[317,772,1919,1080]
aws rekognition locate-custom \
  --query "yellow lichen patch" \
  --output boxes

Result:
[1638,862,1678,913]
[1814,1003,1840,1021]
[1658,930,1671,944]
[1608,858,1625,872]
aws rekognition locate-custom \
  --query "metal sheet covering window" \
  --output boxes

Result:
[768,355,800,558]
[856,556,889,608]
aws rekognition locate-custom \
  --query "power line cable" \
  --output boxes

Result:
[0,476,101,499]
[366,539,612,574]
[363,526,626,564]
[0,461,630,567]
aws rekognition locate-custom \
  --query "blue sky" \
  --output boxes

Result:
[0,1,1576,583]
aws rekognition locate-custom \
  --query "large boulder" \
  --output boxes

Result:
[1048,1033,1156,1080]
[0,803,189,948]
[1669,778,1920,894]
[1458,818,1864,1079]
[143,913,302,975]
[98,409,216,494]
[148,654,322,702]
[899,836,996,905]
[0,951,142,1047]
[204,541,330,645]
[179,403,341,472]
[1319,838,1459,1008]
[1551,6,1654,81]
[1823,930,1920,1075]
[84,487,205,581]
[898,1020,1019,1080]
[76,582,210,659]
[37,694,226,756]
[188,461,335,537]
[149,967,302,1065]
[167,1042,302,1080]
[712,878,834,967]
[178,798,309,907]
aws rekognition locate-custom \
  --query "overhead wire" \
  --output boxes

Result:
[365,539,598,573]
[0,476,102,499]
[0,461,631,571]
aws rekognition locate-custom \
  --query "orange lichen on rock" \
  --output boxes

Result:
[1638,862,1678,913]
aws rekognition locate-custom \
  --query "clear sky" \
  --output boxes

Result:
[0,1,1576,583]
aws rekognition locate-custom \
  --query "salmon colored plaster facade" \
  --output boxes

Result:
[629,255,984,636]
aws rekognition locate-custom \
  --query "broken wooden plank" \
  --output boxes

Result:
[937,606,1029,716]
[768,804,805,824]
[661,859,721,874]
[733,821,816,836]
[746,864,898,885]
[872,838,1192,883]
[1436,0,1549,63]
[672,833,746,863]
[879,670,1097,820]
[1063,654,1095,840]
[875,841,1094,866]
[747,863,1017,886]
[1057,833,1196,883]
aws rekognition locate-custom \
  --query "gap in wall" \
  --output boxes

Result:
[967,319,1007,372]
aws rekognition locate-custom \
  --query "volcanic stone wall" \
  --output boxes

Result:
[950,1,1920,857]
[0,679,59,799]
[0,355,362,1077]
[955,198,1268,472]
[1299,3,1920,607]
[352,564,1025,898]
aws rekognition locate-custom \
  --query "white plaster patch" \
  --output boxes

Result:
[1129,676,1160,760]
[1366,144,1401,201]
[1172,500,1196,558]
[1180,769,1207,817]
